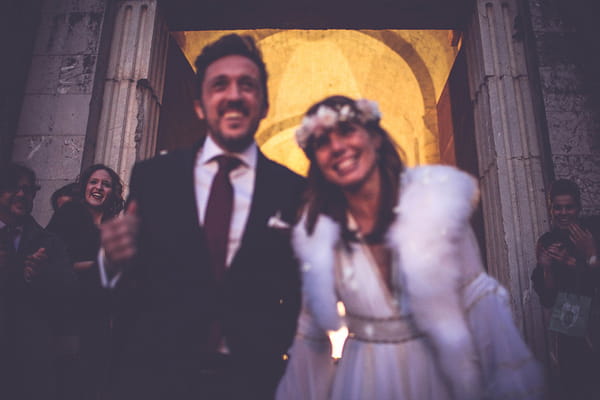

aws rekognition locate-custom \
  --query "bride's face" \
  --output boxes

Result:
[313,123,381,190]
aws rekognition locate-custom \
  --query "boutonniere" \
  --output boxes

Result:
[267,211,291,229]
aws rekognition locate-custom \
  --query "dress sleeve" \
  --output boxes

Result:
[461,233,545,400]
[276,306,336,400]
[391,166,483,400]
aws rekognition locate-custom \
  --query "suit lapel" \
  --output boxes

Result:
[230,152,276,266]
[163,142,207,266]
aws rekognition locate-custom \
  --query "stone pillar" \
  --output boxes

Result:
[94,0,168,189]
[463,0,550,360]
[11,0,109,225]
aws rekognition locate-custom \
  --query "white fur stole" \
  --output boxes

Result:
[388,165,482,400]
[292,214,342,331]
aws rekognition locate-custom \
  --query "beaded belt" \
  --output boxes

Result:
[346,312,424,343]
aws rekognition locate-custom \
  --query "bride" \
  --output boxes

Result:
[276,95,544,400]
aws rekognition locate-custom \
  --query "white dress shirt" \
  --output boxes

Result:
[195,135,257,267]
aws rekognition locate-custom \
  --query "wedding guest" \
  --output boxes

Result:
[531,178,600,400]
[46,163,124,399]
[0,162,75,400]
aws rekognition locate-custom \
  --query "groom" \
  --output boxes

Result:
[101,34,304,399]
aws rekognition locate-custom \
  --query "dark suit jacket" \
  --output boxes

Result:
[46,201,114,397]
[111,142,305,399]
[1,215,75,400]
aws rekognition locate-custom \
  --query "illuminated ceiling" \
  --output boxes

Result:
[174,29,459,175]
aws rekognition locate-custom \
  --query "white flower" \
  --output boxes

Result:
[316,105,338,127]
[295,98,382,150]
[338,105,353,121]
[295,116,316,149]
[355,99,381,123]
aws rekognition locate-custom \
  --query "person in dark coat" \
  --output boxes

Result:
[46,164,124,400]
[531,179,600,400]
[49,182,80,212]
[0,162,75,400]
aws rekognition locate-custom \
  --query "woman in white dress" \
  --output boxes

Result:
[276,95,544,400]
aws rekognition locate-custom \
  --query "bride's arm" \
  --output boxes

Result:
[460,229,545,400]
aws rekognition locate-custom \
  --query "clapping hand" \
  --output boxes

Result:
[100,200,139,277]
[24,247,48,283]
[539,242,576,268]
[568,223,597,260]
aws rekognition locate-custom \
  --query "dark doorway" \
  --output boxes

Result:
[437,47,486,265]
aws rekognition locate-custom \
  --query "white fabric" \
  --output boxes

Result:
[195,135,257,266]
[276,307,336,400]
[277,165,544,400]
[98,248,121,289]
[388,165,482,400]
[292,214,342,332]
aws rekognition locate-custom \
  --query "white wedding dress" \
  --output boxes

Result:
[276,165,544,400]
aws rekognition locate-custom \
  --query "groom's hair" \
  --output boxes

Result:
[194,34,269,109]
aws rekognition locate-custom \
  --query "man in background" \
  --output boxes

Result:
[532,178,599,400]
[0,163,75,400]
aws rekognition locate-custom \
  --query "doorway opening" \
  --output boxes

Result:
[153,22,482,360]
[158,29,466,175]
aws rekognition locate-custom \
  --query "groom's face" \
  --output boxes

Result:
[194,54,268,153]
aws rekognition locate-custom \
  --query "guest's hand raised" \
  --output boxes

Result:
[536,244,553,269]
[546,242,576,268]
[100,200,139,276]
[568,223,597,260]
[24,247,48,283]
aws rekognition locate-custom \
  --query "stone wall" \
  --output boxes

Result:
[527,0,600,216]
[11,0,109,225]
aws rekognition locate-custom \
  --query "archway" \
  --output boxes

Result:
[170,29,460,175]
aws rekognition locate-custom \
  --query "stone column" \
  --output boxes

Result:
[463,0,550,360]
[11,0,109,225]
[94,0,168,189]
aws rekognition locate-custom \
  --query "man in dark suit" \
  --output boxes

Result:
[0,163,75,400]
[101,34,304,399]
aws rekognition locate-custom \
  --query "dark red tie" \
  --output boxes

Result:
[204,155,241,282]
[203,155,240,352]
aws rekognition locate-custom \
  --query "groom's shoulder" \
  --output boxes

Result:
[261,156,305,185]
[133,147,195,176]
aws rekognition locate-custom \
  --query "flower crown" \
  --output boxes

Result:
[295,99,381,150]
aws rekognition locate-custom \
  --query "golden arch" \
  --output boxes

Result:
[177,29,458,174]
